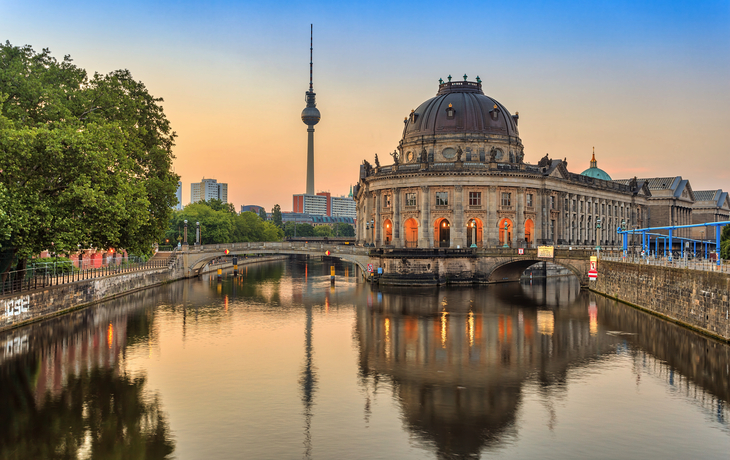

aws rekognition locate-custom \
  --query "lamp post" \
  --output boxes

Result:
[470,220,477,248]
[183,220,188,246]
[196,221,200,246]
[595,218,601,259]
[621,219,626,257]
[370,219,375,247]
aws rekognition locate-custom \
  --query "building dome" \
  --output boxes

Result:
[580,152,612,181]
[399,77,523,164]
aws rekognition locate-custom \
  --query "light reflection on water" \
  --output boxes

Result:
[0,258,728,459]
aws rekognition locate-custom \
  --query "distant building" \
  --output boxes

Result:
[241,205,266,215]
[191,178,228,204]
[277,212,355,227]
[175,181,182,210]
[293,193,328,216]
[293,190,356,218]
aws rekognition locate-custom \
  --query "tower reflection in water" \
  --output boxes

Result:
[354,277,729,459]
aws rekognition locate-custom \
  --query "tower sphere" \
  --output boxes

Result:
[301,105,321,126]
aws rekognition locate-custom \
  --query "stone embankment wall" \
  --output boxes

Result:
[592,261,730,342]
[0,255,286,332]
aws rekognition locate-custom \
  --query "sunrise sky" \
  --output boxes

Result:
[2,0,728,212]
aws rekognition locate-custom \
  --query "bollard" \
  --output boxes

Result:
[330,265,336,285]
[217,268,222,282]
[233,256,238,276]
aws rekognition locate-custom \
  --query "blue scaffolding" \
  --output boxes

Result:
[617,221,729,265]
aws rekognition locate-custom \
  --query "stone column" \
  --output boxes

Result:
[374,191,381,247]
[418,186,431,248]
[516,187,526,247]
[453,185,466,248]
[487,186,498,247]
[393,188,402,248]
[535,189,544,244]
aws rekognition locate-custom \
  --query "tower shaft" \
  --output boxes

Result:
[306,127,315,195]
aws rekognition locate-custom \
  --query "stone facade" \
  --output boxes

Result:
[592,260,730,341]
[355,80,650,250]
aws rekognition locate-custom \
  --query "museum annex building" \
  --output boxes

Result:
[354,78,654,249]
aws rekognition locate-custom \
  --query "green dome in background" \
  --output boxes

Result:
[580,151,612,181]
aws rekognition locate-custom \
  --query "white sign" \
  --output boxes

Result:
[518,248,524,255]
[367,264,374,273]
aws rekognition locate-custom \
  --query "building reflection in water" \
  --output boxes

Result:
[354,277,730,459]
[0,289,175,459]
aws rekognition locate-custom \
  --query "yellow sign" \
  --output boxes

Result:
[330,266,335,276]
[537,246,554,258]
[590,256,597,272]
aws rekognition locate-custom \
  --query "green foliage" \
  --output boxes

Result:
[271,204,283,228]
[314,225,332,237]
[721,224,730,260]
[0,42,179,260]
[284,222,315,237]
[332,222,355,237]
[198,198,235,213]
[258,208,267,221]
[164,205,282,244]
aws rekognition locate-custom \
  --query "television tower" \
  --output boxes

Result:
[301,24,321,196]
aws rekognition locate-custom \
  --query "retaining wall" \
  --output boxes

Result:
[592,260,730,341]
[0,255,287,332]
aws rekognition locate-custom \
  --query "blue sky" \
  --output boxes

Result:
[2,0,728,209]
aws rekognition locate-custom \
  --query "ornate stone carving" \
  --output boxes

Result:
[374,153,380,168]
[420,147,428,163]
[489,146,497,162]
[538,154,551,168]
[390,149,400,165]
[456,146,463,162]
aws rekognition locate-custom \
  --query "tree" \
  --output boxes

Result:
[272,204,283,228]
[332,222,355,237]
[721,224,730,260]
[314,225,332,237]
[258,208,268,221]
[284,223,314,238]
[0,42,179,264]
[199,198,235,213]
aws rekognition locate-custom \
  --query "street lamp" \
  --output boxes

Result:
[370,219,375,247]
[196,221,200,246]
[183,220,188,245]
[470,220,477,248]
[595,218,601,259]
[502,221,510,248]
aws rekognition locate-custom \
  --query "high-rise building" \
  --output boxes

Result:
[191,178,228,204]
[175,181,182,210]
[293,190,355,219]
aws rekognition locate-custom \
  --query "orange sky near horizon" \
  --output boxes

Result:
[1,0,728,212]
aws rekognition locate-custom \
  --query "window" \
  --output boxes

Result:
[436,191,449,206]
[469,191,481,206]
[579,201,583,213]
[602,203,605,214]
[501,192,511,206]
[550,220,555,240]
[527,193,533,207]
[406,192,417,207]
[384,194,391,208]
[549,195,555,209]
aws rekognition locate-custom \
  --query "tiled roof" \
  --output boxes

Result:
[613,177,679,190]
[694,190,719,202]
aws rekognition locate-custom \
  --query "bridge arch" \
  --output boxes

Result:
[488,259,584,284]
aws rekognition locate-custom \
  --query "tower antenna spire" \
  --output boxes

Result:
[309,24,313,91]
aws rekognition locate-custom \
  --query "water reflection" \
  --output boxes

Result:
[355,278,730,458]
[0,290,175,459]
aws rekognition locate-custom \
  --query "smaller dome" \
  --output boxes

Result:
[580,152,611,181]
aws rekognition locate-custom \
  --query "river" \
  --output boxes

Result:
[1,258,728,459]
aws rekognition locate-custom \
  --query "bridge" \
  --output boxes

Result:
[178,242,593,285]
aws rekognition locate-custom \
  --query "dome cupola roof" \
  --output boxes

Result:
[580,149,612,181]
[401,77,520,144]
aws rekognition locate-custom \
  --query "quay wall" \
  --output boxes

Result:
[0,255,286,332]
[592,261,730,342]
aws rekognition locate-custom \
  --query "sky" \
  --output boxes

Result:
[1,0,729,212]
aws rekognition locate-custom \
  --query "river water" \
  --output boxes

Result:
[1,258,728,459]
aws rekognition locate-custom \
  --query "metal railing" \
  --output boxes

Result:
[1,257,172,296]
[600,250,729,273]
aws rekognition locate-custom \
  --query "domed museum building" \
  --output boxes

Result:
[354,78,650,249]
